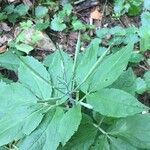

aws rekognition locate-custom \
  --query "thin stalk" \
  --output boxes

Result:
[98,117,105,127]
[72,32,81,90]
[56,44,70,92]
[79,101,93,109]
[37,96,63,103]
[93,123,112,140]
[79,92,91,102]
[93,123,108,135]
[76,91,79,101]
[73,45,112,91]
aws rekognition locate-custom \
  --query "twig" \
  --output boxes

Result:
[99,0,108,28]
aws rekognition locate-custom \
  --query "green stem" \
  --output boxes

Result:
[37,96,63,103]
[78,92,90,103]
[93,123,107,135]
[72,33,81,90]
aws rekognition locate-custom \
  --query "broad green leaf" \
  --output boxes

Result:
[96,28,110,39]
[109,114,150,149]
[90,135,110,150]
[59,105,82,145]
[139,26,150,51]
[128,0,142,16]
[81,44,133,92]
[72,20,85,31]
[109,137,137,150]
[129,52,144,63]
[51,16,66,31]
[76,38,100,73]
[110,68,136,95]
[114,0,130,17]
[144,71,150,91]
[18,56,52,100]
[15,4,29,16]
[63,3,73,16]
[135,77,147,94]
[0,82,38,113]
[0,104,44,147]
[76,39,100,91]
[20,20,33,30]
[86,88,148,117]
[35,21,49,31]
[19,108,64,150]
[4,5,15,14]
[15,44,34,54]
[35,6,48,18]
[44,50,73,97]
[90,44,133,91]
[110,26,126,36]
[64,114,97,150]
[114,0,126,16]
[140,11,150,53]
[0,51,19,71]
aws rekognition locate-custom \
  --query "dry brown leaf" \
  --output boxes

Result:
[90,8,103,20]
[0,45,7,53]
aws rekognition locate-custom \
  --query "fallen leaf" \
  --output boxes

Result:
[90,8,102,20]
[0,45,7,53]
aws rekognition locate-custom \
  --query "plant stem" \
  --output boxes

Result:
[37,96,63,103]
[93,123,108,135]
[72,32,81,90]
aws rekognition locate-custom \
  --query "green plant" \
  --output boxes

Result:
[0,33,150,149]
[1,4,29,23]
[50,3,92,32]
[114,0,143,17]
